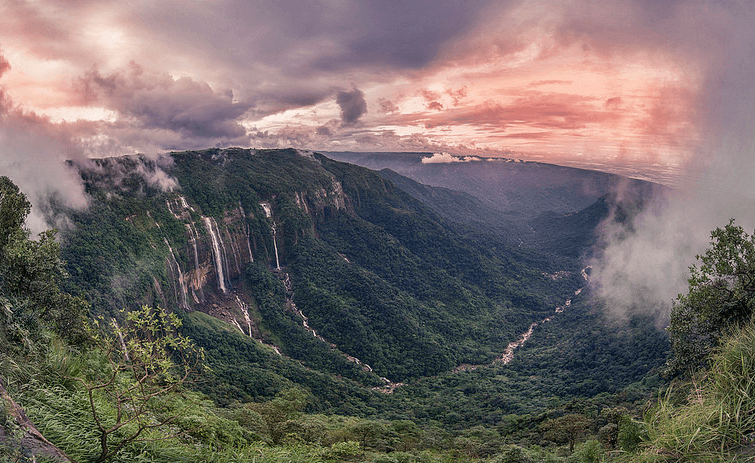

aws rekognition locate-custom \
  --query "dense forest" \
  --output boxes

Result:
[1,149,753,461]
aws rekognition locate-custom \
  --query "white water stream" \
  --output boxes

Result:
[238,205,254,262]
[203,217,228,293]
[260,202,281,269]
[164,238,190,310]
[235,295,254,338]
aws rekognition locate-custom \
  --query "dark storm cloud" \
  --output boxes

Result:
[319,1,490,70]
[120,0,499,113]
[75,62,252,147]
[336,88,367,125]
[132,1,491,70]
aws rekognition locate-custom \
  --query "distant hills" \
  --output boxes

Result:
[323,151,661,219]
[326,151,663,258]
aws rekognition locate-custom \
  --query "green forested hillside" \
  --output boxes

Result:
[0,149,698,462]
[61,148,591,388]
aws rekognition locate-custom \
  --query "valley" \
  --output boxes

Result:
[0,148,683,461]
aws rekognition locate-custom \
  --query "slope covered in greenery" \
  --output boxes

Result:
[60,149,589,388]
[0,149,693,462]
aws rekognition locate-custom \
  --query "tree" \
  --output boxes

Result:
[0,176,30,253]
[76,305,202,463]
[540,413,590,453]
[668,219,755,374]
[348,419,389,453]
[0,176,87,348]
[247,387,309,445]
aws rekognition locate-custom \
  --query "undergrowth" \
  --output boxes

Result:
[629,322,755,462]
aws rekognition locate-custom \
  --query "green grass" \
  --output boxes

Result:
[628,322,755,462]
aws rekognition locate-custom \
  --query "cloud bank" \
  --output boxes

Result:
[0,51,88,233]
[588,0,755,322]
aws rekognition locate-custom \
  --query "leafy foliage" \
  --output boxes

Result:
[75,305,203,462]
[2,149,683,462]
[632,322,755,461]
[668,219,755,374]
[0,176,87,353]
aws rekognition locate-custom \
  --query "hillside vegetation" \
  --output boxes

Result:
[2,149,745,462]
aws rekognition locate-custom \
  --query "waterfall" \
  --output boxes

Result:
[214,218,232,282]
[166,200,180,219]
[185,224,201,274]
[235,295,254,338]
[227,229,242,275]
[230,318,244,334]
[185,223,204,303]
[260,202,280,269]
[260,202,272,218]
[239,204,254,262]
[245,229,254,263]
[164,238,189,310]
[271,225,281,270]
[179,195,194,211]
[203,216,229,293]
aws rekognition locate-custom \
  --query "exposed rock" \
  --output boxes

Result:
[0,379,73,462]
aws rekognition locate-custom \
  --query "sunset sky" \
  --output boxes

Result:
[1,0,754,189]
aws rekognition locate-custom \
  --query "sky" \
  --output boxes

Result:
[2,0,755,316]
[2,0,753,188]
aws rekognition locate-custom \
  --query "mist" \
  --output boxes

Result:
[589,0,755,322]
[0,115,89,235]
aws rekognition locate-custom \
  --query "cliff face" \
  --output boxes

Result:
[63,148,355,360]
[60,148,588,382]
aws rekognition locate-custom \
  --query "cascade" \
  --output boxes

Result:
[203,217,229,293]
[185,223,204,303]
[185,224,201,273]
[166,200,180,219]
[164,238,189,310]
[149,213,190,309]
[179,195,194,211]
[279,269,399,388]
[260,202,272,218]
[290,301,330,343]
[231,293,282,356]
[213,218,232,283]
[272,227,281,270]
[228,230,242,275]
[260,202,280,269]
[235,295,253,338]
[500,322,538,364]
[230,318,244,334]
[238,204,254,262]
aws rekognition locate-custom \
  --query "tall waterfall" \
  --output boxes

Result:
[260,202,281,270]
[164,239,189,310]
[203,216,229,293]
[185,223,201,274]
[271,225,281,270]
[185,223,204,303]
[239,204,254,262]
[228,232,242,275]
